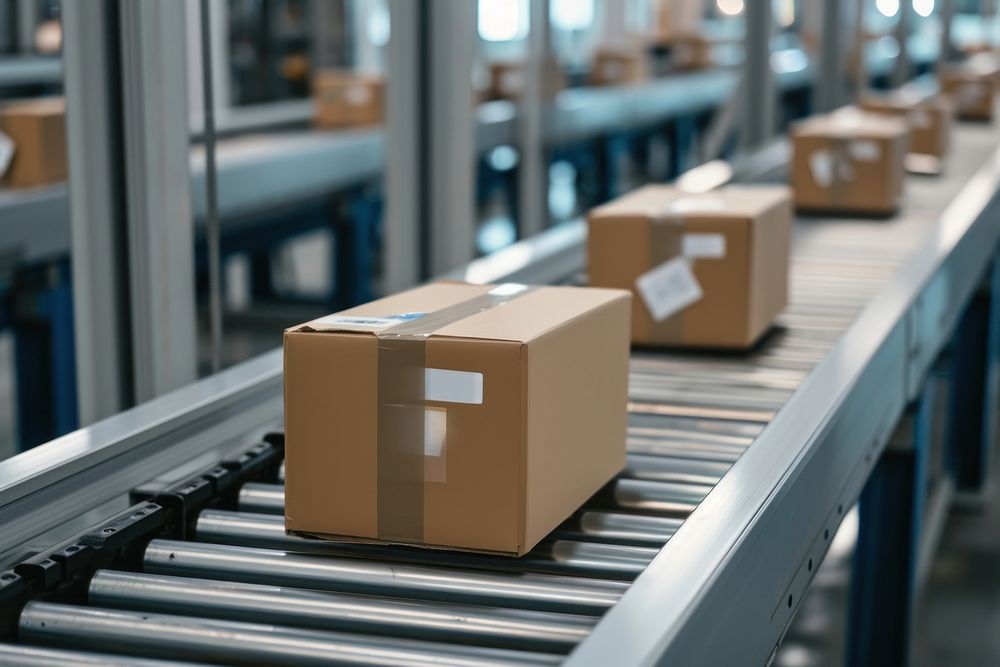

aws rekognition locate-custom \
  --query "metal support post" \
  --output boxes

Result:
[62,2,132,424]
[891,1,913,88]
[119,0,198,400]
[385,0,425,290]
[947,258,1000,506]
[847,382,933,667]
[427,0,476,275]
[938,0,957,66]
[815,0,848,112]
[742,0,775,149]
[385,0,476,283]
[518,0,553,239]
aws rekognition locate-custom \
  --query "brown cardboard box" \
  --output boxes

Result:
[939,65,998,121]
[650,32,713,71]
[486,61,565,101]
[790,107,909,215]
[313,70,384,129]
[0,97,66,188]
[860,90,953,162]
[589,47,648,86]
[587,185,792,349]
[284,281,631,556]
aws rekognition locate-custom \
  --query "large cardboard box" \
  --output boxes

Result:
[284,282,631,556]
[313,70,384,129]
[589,47,648,86]
[790,107,909,215]
[0,97,66,188]
[860,90,953,165]
[939,65,998,121]
[587,185,792,349]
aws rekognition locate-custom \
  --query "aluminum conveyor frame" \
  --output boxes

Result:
[1,129,999,665]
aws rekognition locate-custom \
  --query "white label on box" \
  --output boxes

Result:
[636,256,703,322]
[425,369,483,405]
[910,109,931,128]
[0,130,14,178]
[309,313,425,332]
[345,85,372,106]
[424,407,447,457]
[848,140,881,161]
[669,196,727,214]
[809,149,835,187]
[682,233,726,259]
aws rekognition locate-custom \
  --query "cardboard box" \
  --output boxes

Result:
[0,97,66,188]
[790,107,909,215]
[650,32,713,71]
[284,281,631,556]
[587,185,792,349]
[589,47,648,86]
[939,66,998,121]
[313,70,384,129]
[486,61,564,101]
[860,90,953,162]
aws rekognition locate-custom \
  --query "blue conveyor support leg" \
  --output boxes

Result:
[946,257,1000,502]
[846,382,932,667]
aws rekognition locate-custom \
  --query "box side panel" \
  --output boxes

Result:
[673,217,752,347]
[748,199,793,344]
[587,216,655,342]
[284,331,379,538]
[420,338,524,553]
[524,294,631,551]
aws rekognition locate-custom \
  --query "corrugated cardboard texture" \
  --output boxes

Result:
[285,283,631,556]
[0,97,66,188]
[861,92,953,159]
[587,185,792,349]
[790,107,908,215]
[313,70,384,128]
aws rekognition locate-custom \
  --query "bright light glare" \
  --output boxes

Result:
[775,0,795,27]
[367,1,390,47]
[913,0,934,17]
[876,0,900,17]
[716,0,745,16]
[478,0,529,42]
[551,0,594,31]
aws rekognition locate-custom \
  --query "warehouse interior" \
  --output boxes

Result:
[0,0,999,665]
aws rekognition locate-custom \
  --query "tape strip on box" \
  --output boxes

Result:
[373,284,535,543]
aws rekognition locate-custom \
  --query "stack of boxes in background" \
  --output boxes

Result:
[939,55,1000,122]
[312,69,384,129]
[0,97,67,189]
[589,47,649,87]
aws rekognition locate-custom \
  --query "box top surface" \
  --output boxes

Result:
[288,282,629,344]
[861,88,948,111]
[793,106,908,139]
[588,184,791,222]
[0,96,64,117]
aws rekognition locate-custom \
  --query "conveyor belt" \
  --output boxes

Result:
[0,123,997,665]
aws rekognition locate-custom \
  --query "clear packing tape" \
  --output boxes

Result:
[373,283,536,543]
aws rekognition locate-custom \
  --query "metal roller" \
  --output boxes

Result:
[0,643,205,667]
[195,510,657,580]
[555,511,682,547]
[622,454,731,485]
[18,602,562,666]
[88,570,594,653]
[144,540,627,615]
[238,477,712,522]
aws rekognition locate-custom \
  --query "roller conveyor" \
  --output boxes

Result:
[1,123,998,665]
